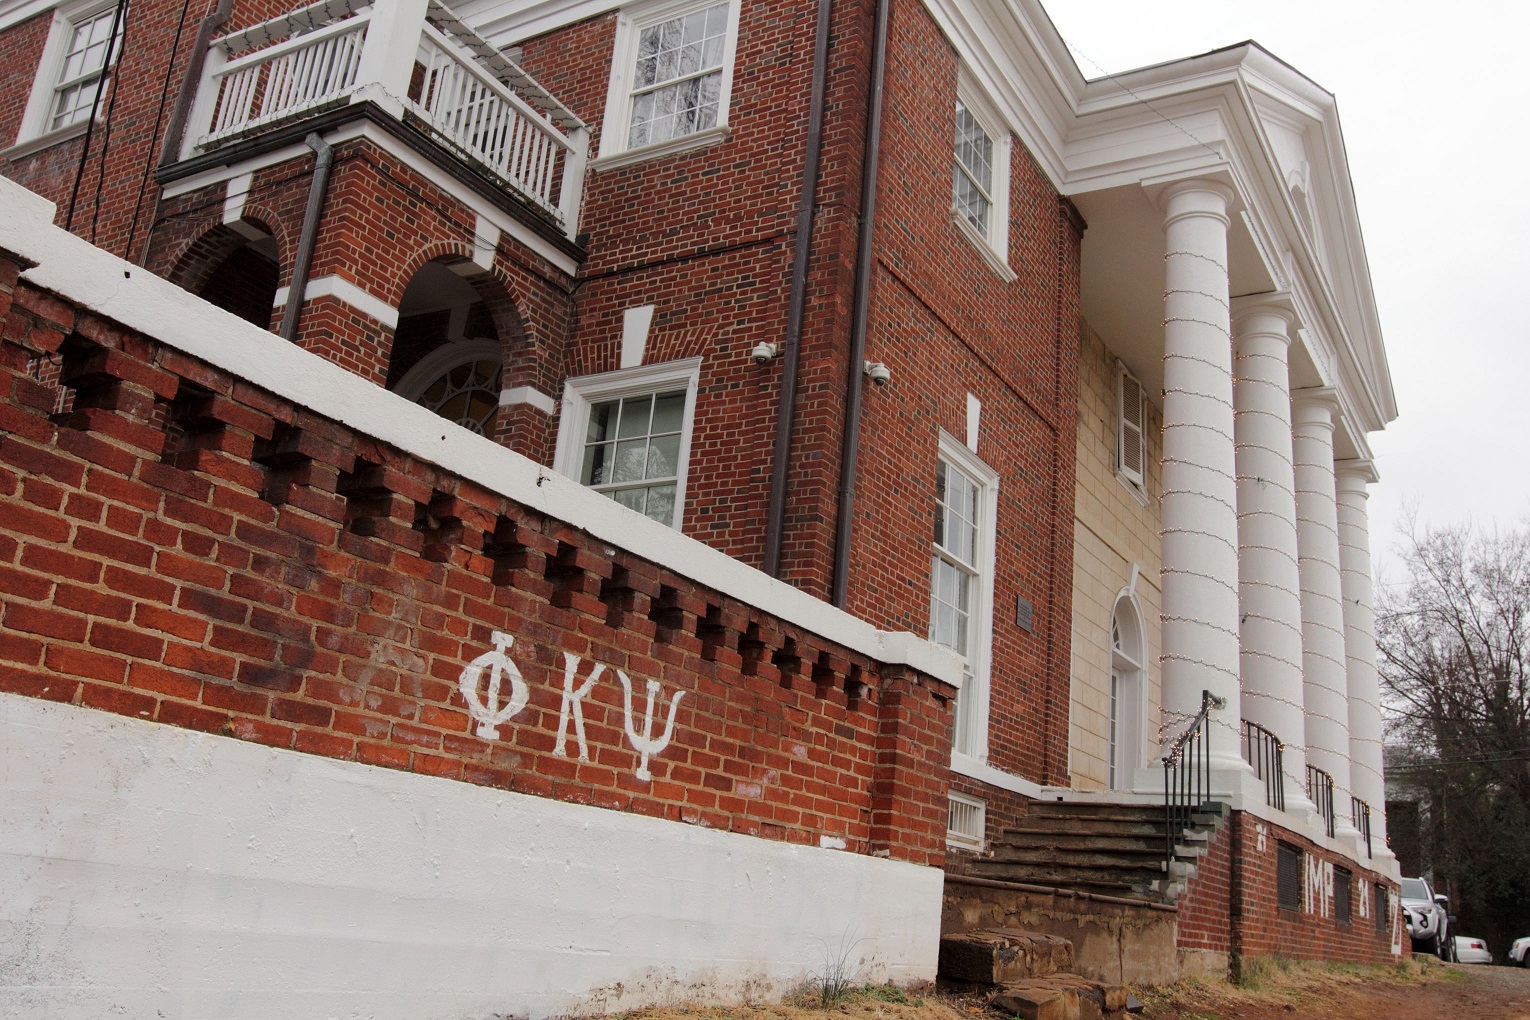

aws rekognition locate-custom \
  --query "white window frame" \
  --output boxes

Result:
[10,0,120,154]
[1115,360,1147,494]
[552,356,702,529]
[592,0,740,171]
[932,430,998,764]
[950,72,1013,282]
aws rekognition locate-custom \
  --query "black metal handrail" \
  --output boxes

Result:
[1241,719,1285,811]
[1162,690,1221,870]
[1352,796,1372,858]
[1307,764,1335,838]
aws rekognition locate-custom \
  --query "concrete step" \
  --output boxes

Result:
[996,830,1179,853]
[967,860,1165,894]
[986,845,1198,869]
[939,928,1074,985]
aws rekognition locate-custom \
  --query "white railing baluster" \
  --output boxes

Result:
[193,5,586,236]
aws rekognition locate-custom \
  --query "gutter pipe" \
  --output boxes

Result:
[279,132,335,341]
[762,0,833,578]
[830,0,890,609]
[158,0,234,167]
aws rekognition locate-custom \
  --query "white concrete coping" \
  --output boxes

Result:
[0,177,964,689]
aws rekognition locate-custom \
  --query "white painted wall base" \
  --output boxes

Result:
[0,693,942,1019]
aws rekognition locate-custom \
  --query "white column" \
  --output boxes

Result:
[1232,301,1312,815]
[1336,461,1394,862]
[1158,180,1244,770]
[1292,388,1359,841]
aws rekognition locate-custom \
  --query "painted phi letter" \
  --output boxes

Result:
[458,632,529,739]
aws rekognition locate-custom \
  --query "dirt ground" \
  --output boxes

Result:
[616,958,1530,1020]
[1136,958,1530,1020]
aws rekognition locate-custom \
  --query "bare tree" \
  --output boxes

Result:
[1378,515,1530,952]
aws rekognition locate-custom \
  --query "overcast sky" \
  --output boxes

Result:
[1041,1,1530,573]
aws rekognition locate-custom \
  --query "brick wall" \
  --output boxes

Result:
[0,248,958,866]
[1173,810,1400,966]
[4,0,1079,805]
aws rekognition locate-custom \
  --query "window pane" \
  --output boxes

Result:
[581,442,613,485]
[652,391,685,433]
[612,438,650,482]
[616,395,653,439]
[587,401,616,443]
[647,433,680,478]
[612,487,646,514]
[646,483,676,524]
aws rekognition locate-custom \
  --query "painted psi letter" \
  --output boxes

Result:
[616,670,685,782]
[458,632,529,739]
[555,653,604,762]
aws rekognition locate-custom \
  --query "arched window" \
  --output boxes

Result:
[392,338,501,436]
[1109,593,1145,790]
[387,260,509,435]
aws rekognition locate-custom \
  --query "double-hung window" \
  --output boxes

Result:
[553,357,701,529]
[12,0,122,149]
[930,432,998,761]
[950,74,1012,279]
[597,0,740,167]
[1116,361,1147,491]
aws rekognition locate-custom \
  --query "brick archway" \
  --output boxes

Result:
[166,217,284,330]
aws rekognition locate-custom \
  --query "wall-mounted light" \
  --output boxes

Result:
[863,361,891,387]
[751,342,782,365]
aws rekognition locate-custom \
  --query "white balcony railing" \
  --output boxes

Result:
[186,0,587,237]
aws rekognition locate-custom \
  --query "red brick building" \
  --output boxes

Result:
[0,0,1399,1011]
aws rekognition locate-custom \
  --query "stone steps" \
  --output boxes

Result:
[974,800,1227,905]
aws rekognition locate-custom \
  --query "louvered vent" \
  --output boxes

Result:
[1117,363,1145,487]
[947,793,986,849]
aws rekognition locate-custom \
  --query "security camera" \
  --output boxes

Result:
[863,361,891,387]
[751,341,781,365]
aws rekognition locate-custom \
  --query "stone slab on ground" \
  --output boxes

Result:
[939,928,1075,984]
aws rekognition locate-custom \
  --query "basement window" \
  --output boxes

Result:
[1334,866,1352,925]
[1277,841,1302,912]
[946,792,986,850]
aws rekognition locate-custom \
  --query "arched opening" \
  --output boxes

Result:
[171,221,281,329]
[386,259,511,437]
[1109,592,1146,790]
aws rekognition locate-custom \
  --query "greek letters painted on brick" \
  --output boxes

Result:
[459,632,684,782]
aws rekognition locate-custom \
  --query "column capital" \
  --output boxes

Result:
[1155,177,1239,230]
[1335,459,1380,488]
[1231,293,1300,338]
[1291,386,1341,427]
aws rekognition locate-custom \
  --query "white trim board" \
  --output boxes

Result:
[0,692,944,1018]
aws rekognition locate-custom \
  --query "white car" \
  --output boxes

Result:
[1452,936,1491,965]
[1400,876,1452,959]
[1510,936,1530,966]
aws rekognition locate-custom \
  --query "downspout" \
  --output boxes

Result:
[279,133,335,342]
[762,0,833,578]
[158,0,233,167]
[829,0,890,609]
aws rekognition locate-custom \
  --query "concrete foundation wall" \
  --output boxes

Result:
[2,693,943,1019]
[942,876,1180,985]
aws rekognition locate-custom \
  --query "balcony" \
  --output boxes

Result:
[181,0,588,238]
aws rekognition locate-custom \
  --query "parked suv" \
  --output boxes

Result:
[1401,876,1452,959]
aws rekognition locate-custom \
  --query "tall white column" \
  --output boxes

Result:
[1232,301,1312,815]
[1336,461,1394,862]
[1292,389,1359,841]
[1158,180,1244,770]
